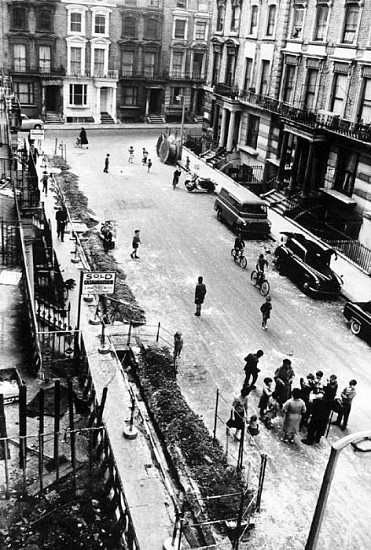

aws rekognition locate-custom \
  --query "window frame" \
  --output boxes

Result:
[230,3,241,32]
[123,16,137,38]
[216,4,225,32]
[246,114,260,149]
[146,18,159,40]
[69,83,87,107]
[174,18,187,39]
[36,8,53,33]
[249,5,259,36]
[12,6,27,31]
[39,45,52,73]
[341,3,360,45]
[291,3,306,40]
[192,51,205,79]
[357,76,371,124]
[243,57,253,91]
[13,43,27,72]
[313,3,329,41]
[330,72,348,115]
[281,64,296,103]
[14,82,34,105]
[194,20,207,41]
[122,86,138,106]
[144,51,156,77]
[70,46,83,75]
[68,7,86,35]
[259,60,270,95]
[304,68,319,110]
[171,86,185,105]
[122,50,135,77]
[266,4,276,37]
[171,50,185,77]
[212,51,221,85]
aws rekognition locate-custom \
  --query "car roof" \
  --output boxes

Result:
[220,185,267,205]
[281,232,325,254]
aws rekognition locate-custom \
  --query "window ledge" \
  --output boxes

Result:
[320,188,356,205]
[334,43,357,49]
[239,144,258,156]
[119,105,139,109]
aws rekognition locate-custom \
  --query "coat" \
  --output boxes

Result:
[195,283,206,304]
[282,397,306,435]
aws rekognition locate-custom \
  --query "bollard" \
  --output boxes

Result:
[123,394,138,439]
[70,233,81,264]
[89,304,101,325]
[98,322,111,354]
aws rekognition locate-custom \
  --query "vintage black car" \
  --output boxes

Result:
[343,301,371,339]
[274,232,343,296]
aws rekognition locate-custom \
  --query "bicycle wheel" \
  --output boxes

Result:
[231,248,237,259]
[250,271,258,286]
[240,256,247,269]
[260,280,270,296]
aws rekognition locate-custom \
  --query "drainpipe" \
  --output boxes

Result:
[272,0,292,99]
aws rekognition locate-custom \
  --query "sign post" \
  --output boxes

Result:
[75,271,116,334]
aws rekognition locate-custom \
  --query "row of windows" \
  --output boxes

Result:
[216,3,276,37]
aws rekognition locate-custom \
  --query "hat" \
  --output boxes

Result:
[266,296,272,301]
[307,373,315,380]
[330,375,337,381]
[282,359,292,365]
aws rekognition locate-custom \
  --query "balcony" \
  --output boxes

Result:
[213,82,239,99]
[119,70,206,83]
[239,90,371,144]
[66,70,118,80]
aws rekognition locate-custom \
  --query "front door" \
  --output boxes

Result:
[100,88,109,112]
[45,86,59,111]
[149,89,163,113]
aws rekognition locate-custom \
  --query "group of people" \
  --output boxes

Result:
[227,350,358,446]
[102,146,152,174]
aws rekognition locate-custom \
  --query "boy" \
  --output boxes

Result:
[103,154,110,173]
[130,229,141,259]
[260,296,272,330]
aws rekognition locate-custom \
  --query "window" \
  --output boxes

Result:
[335,151,357,196]
[330,73,347,115]
[193,52,204,78]
[148,0,159,6]
[358,78,371,123]
[14,82,34,105]
[304,69,318,110]
[39,46,51,73]
[314,5,329,41]
[195,21,207,40]
[342,4,359,44]
[122,87,138,106]
[37,9,52,32]
[94,14,106,34]
[246,114,260,149]
[174,19,186,39]
[225,52,236,86]
[94,49,105,76]
[259,60,270,95]
[249,6,258,35]
[216,4,225,32]
[144,52,156,77]
[126,0,137,5]
[212,52,221,85]
[123,17,136,38]
[230,4,240,32]
[177,0,187,6]
[71,47,82,74]
[69,84,87,106]
[13,44,26,72]
[12,7,27,30]
[291,3,305,39]
[70,12,82,33]
[146,19,158,39]
[122,51,134,76]
[266,5,276,36]
[282,64,296,103]
[172,51,184,76]
[243,58,253,91]
[171,87,184,104]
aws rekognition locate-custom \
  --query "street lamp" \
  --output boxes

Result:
[305,430,371,550]
[176,94,185,160]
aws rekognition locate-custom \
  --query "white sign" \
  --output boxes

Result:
[82,271,116,295]
[30,129,45,140]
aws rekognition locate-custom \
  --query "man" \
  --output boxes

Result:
[243,350,264,390]
[56,206,68,242]
[234,233,245,260]
[103,153,110,173]
[130,229,141,259]
[302,394,330,445]
[172,168,182,189]
[256,253,268,285]
[332,379,357,431]
[194,276,207,316]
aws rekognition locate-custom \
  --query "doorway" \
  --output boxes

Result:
[45,86,60,112]
[100,88,109,112]
[149,89,163,113]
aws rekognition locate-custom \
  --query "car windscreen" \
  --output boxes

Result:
[240,204,267,214]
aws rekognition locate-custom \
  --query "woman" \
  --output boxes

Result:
[79,127,88,148]
[226,386,251,441]
[282,388,306,443]
[274,358,295,406]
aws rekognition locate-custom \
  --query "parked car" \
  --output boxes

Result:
[274,232,343,296]
[20,113,44,131]
[343,301,371,339]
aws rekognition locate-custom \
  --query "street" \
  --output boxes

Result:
[44,128,371,549]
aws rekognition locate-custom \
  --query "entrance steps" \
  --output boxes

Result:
[146,114,166,124]
[261,189,292,216]
[100,112,115,124]
[45,111,63,124]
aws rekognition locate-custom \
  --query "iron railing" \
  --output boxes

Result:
[323,239,371,274]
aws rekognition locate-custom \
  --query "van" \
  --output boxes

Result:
[214,185,271,238]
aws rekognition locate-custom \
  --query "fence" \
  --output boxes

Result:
[324,239,371,274]
[0,218,19,266]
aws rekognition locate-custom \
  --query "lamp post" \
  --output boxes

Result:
[305,430,371,550]
[176,94,185,160]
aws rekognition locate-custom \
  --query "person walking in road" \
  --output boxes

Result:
[302,393,330,445]
[258,377,273,419]
[194,276,207,316]
[142,148,149,165]
[147,158,152,173]
[172,168,182,190]
[56,206,68,242]
[79,127,88,148]
[173,331,184,366]
[41,171,49,195]
[128,146,134,163]
[103,154,110,173]
[226,386,251,441]
[332,379,357,430]
[282,388,306,443]
[274,359,295,407]
[130,229,141,259]
[185,156,190,171]
[260,296,272,330]
[243,350,264,390]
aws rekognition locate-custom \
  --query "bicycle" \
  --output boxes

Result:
[231,248,247,269]
[250,270,270,296]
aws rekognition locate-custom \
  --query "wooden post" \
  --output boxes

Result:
[213,388,219,442]
[232,490,245,550]
[237,421,245,471]
[156,322,161,342]
[54,380,60,486]
[256,453,267,512]
[0,395,10,498]
[38,388,45,493]
[93,387,107,445]
[19,385,27,484]
[68,380,76,491]
[127,321,132,346]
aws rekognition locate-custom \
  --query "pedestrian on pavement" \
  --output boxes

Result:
[258,377,273,419]
[79,127,88,148]
[172,168,182,189]
[185,156,190,171]
[282,388,306,443]
[332,379,357,430]
[142,148,148,165]
[173,331,183,361]
[323,374,338,408]
[56,206,68,242]
[128,146,134,163]
[147,158,152,172]
[130,229,141,259]
[103,154,110,173]
[226,386,251,441]
[243,350,264,390]
[302,394,330,445]
[274,359,295,407]
[41,171,49,195]
[194,276,207,316]
[260,296,272,330]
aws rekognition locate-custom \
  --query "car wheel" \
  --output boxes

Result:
[300,280,310,294]
[34,124,42,129]
[350,319,362,336]
[216,209,223,222]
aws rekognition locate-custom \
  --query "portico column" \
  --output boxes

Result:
[226,110,236,152]
[145,88,150,116]
[302,142,315,197]
[96,86,101,123]
[219,107,228,147]
[277,131,289,183]
[112,87,117,122]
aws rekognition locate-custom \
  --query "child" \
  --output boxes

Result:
[128,146,134,163]
[258,377,273,419]
[247,415,260,437]
[185,156,190,171]
[130,229,141,259]
[142,148,148,165]
[260,296,272,330]
[173,331,183,360]
[147,158,152,172]
[263,391,280,429]
[103,154,110,173]
[41,171,49,195]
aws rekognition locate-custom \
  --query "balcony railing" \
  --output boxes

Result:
[239,90,371,144]
[214,82,239,99]
[119,70,206,82]
[66,69,118,79]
